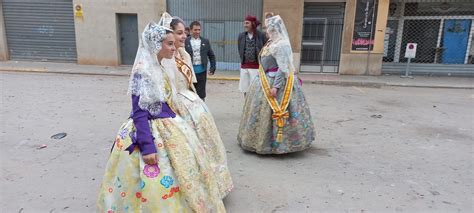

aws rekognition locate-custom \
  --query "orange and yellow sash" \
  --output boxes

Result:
[175,58,195,91]
[258,64,294,143]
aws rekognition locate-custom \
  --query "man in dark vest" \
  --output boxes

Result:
[238,15,268,97]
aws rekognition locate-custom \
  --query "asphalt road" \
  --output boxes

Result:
[1,72,472,212]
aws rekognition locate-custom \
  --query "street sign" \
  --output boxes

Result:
[405,43,417,58]
[402,43,416,78]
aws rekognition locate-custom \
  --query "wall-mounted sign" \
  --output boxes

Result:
[352,0,378,51]
[74,4,83,18]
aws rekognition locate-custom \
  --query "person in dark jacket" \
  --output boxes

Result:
[238,15,268,96]
[185,27,190,37]
[185,21,216,101]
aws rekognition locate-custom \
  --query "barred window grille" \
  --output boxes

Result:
[383,0,474,65]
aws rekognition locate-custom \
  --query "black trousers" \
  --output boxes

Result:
[193,71,207,100]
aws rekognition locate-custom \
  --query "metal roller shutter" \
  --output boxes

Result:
[3,0,77,62]
[167,0,263,70]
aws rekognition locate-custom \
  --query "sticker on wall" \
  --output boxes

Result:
[74,4,84,19]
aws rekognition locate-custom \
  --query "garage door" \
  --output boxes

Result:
[3,0,77,62]
[168,0,263,70]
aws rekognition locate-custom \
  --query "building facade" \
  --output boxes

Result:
[382,0,474,76]
[0,0,473,76]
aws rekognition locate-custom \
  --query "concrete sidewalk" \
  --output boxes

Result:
[1,60,473,89]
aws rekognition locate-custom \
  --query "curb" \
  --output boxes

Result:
[307,80,384,88]
[307,80,473,89]
[385,83,474,90]
[208,76,240,81]
[2,68,472,89]
[0,68,129,77]
[1,68,237,79]
[0,67,48,72]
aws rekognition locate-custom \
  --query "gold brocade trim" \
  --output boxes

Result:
[260,45,270,57]
[258,62,294,143]
[175,58,194,90]
[164,76,176,112]
[160,65,176,112]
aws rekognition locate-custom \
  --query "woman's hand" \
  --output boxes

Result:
[270,88,278,97]
[143,153,157,165]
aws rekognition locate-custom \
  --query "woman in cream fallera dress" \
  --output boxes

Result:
[97,21,225,212]
[161,14,233,199]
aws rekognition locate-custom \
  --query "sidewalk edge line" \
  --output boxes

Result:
[2,69,472,89]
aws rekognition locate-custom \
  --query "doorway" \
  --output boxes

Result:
[118,14,139,65]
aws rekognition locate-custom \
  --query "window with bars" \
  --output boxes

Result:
[383,1,474,64]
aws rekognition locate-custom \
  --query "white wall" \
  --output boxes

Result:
[73,0,166,66]
[0,3,9,61]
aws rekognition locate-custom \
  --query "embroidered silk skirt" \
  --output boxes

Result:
[97,117,225,212]
[238,75,315,154]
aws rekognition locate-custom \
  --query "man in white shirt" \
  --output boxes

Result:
[185,21,216,101]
